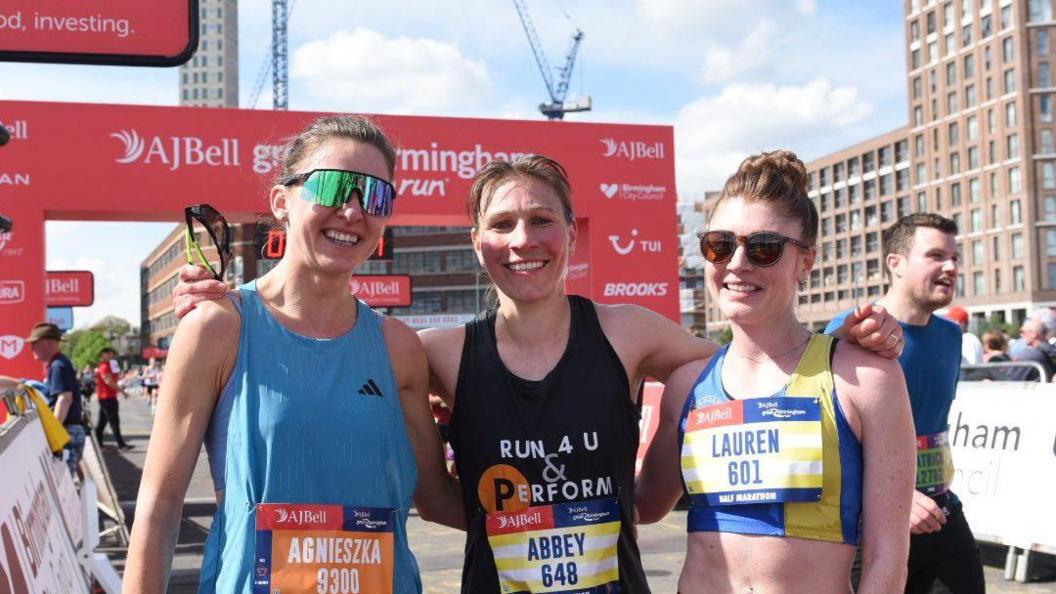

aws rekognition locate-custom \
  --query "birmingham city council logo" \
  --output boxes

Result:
[111,130,146,163]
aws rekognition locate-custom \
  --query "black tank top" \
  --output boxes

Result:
[449,295,650,593]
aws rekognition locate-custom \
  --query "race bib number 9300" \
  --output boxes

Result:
[253,503,395,594]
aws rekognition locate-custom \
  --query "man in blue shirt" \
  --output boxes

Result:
[827,213,984,594]
[27,322,86,478]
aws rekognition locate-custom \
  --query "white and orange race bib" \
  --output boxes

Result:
[486,498,621,593]
[253,503,395,594]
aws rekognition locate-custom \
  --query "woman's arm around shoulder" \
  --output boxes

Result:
[417,325,465,409]
[595,302,718,386]
[635,357,710,524]
[123,299,240,593]
[383,318,465,530]
[832,342,915,594]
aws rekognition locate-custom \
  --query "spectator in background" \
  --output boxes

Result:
[26,322,86,477]
[95,347,132,450]
[945,306,983,365]
[1009,319,1055,382]
[982,332,1010,363]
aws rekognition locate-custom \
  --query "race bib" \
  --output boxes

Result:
[486,498,621,593]
[681,397,824,506]
[253,503,395,594]
[916,432,954,496]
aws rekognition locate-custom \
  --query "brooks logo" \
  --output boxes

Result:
[358,379,384,397]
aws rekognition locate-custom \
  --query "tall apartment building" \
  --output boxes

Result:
[179,0,238,107]
[698,0,1056,336]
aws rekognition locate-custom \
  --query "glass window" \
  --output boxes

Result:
[1013,266,1025,291]
[982,15,992,38]
[992,203,1000,226]
[963,23,973,46]
[1003,36,1015,62]
[848,157,860,177]
[1012,233,1024,258]
[1043,129,1055,153]
[1011,199,1022,224]
[993,236,1002,260]
[945,2,955,27]
[970,177,981,202]
[911,20,921,42]
[967,115,979,140]
[966,84,977,107]
[1007,102,1018,126]
[964,54,975,78]
[1045,196,1056,220]
[968,146,980,169]
[1042,95,1053,122]
[1007,133,1019,158]
[947,91,959,113]
[973,271,986,296]
[897,139,909,162]
[1004,69,1016,93]
[1042,62,1052,88]
[913,48,922,70]
[950,152,961,174]
[1040,30,1051,54]
[1048,264,1056,290]
[1000,5,1012,29]
[863,152,875,173]
[947,62,957,86]
[1010,167,1022,193]
[879,146,891,167]
[1045,162,1056,188]
[928,11,937,34]
[1048,229,1056,256]
[946,32,957,55]
[952,181,963,206]
[913,76,923,99]
[971,208,983,232]
[1030,0,1053,22]
[930,41,939,64]
[915,134,925,157]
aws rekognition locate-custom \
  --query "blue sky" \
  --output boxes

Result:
[2,0,909,329]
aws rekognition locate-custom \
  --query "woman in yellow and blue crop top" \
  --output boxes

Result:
[636,151,917,593]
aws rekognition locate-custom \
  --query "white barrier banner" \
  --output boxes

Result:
[949,382,1056,549]
[0,416,89,592]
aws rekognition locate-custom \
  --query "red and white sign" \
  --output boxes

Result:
[0,101,676,377]
[349,275,413,308]
[0,0,196,66]
[0,280,25,304]
[141,347,169,360]
[635,382,664,476]
[45,270,94,307]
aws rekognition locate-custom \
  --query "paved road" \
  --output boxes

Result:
[92,393,1056,593]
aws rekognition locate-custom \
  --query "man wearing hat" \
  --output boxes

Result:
[27,321,86,477]
[945,306,983,366]
[95,347,132,450]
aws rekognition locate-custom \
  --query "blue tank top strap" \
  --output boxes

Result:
[199,279,422,593]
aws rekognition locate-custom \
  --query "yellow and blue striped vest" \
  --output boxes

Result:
[678,334,863,545]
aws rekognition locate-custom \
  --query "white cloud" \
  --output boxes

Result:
[674,78,873,193]
[795,0,819,16]
[701,20,776,84]
[291,28,493,115]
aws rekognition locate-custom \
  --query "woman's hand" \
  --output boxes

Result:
[173,264,229,319]
[837,302,904,359]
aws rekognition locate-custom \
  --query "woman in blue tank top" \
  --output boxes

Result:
[636,150,917,593]
[123,116,463,593]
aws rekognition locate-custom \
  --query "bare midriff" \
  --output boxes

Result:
[678,531,856,594]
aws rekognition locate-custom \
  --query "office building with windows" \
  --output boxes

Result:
[179,0,238,107]
[699,0,1056,335]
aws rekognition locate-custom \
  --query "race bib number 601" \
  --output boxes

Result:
[253,503,395,594]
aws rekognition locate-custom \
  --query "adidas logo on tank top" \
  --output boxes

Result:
[358,378,384,397]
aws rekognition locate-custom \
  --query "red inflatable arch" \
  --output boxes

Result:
[0,100,678,377]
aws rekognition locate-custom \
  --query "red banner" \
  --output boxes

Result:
[349,275,412,308]
[0,0,196,66]
[0,101,677,377]
[45,270,94,307]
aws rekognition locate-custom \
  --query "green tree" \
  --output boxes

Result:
[70,330,112,371]
[91,315,132,338]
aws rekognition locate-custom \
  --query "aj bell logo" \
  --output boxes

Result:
[608,229,661,256]
[274,507,327,525]
[0,335,25,360]
[600,138,665,161]
[110,129,241,171]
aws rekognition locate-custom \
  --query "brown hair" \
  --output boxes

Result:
[280,115,397,180]
[882,212,958,258]
[982,331,1007,351]
[710,150,818,246]
[466,155,574,228]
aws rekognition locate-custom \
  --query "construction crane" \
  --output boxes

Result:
[511,0,591,120]
[248,0,295,109]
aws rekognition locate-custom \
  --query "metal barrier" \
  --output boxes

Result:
[960,361,1049,382]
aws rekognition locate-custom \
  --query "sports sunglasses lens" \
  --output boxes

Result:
[363,176,394,216]
[747,234,784,266]
[702,233,735,262]
[303,170,351,208]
